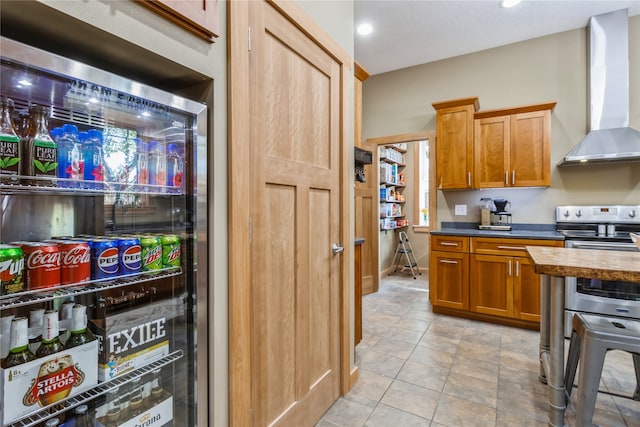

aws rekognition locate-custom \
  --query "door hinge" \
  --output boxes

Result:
[248,26,251,52]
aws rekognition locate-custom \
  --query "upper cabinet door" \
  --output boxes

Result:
[137,0,219,42]
[474,115,510,189]
[510,110,551,187]
[432,97,479,190]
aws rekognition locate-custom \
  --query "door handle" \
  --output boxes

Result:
[332,243,344,255]
[440,259,458,264]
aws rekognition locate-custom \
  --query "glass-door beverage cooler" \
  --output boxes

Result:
[0,37,208,427]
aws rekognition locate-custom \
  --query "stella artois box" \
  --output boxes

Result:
[0,340,98,425]
[90,298,181,382]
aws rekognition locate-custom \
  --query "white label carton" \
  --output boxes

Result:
[0,339,98,425]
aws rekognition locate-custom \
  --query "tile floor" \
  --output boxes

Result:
[317,273,640,427]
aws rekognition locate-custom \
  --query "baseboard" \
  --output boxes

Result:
[347,365,359,393]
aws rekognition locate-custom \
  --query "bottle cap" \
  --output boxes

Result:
[0,96,14,108]
[87,129,103,141]
[10,317,29,348]
[78,131,89,142]
[135,138,147,152]
[61,124,79,134]
[74,404,89,415]
[167,143,178,154]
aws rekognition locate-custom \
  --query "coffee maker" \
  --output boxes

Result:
[478,198,512,230]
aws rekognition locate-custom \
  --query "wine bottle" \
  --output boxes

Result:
[1,317,36,368]
[35,310,65,357]
[65,304,95,348]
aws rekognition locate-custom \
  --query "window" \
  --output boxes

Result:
[413,139,429,230]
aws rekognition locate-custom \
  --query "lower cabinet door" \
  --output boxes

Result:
[513,256,541,322]
[470,254,513,317]
[430,251,469,310]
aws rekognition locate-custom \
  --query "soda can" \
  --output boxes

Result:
[117,237,142,275]
[140,235,162,271]
[21,242,61,290]
[0,244,25,295]
[89,239,119,280]
[58,240,91,285]
[161,234,181,268]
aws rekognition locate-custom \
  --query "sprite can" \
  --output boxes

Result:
[161,234,181,268]
[140,235,162,271]
[0,244,25,295]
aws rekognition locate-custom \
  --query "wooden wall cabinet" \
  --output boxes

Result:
[432,97,479,190]
[429,235,470,310]
[474,103,556,188]
[469,237,563,322]
[137,0,219,42]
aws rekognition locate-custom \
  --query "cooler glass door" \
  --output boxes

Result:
[0,37,207,427]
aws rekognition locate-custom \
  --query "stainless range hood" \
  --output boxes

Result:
[558,9,640,166]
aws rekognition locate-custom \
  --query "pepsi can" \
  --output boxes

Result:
[117,237,142,276]
[89,238,119,280]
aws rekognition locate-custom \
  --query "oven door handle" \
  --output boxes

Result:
[568,241,638,251]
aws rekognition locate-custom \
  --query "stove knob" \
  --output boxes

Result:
[576,210,582,217]
[563,210,570,218]
[630,210,637,218]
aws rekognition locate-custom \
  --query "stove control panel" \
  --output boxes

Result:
[556,205,640,223]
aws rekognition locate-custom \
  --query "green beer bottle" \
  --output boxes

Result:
[35,310,65,357]
[65,304,95,348]
[2,317,36,368]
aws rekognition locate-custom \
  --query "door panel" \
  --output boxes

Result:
[249,1,342,425]
[470,254,513,317]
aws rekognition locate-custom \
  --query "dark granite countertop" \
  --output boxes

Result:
[431,222,564,241]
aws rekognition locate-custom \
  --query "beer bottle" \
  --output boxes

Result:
[73,404,92,427]
[1,314,15,360]
[127,377,144,417]
[2,317,35,368]
[105,388,122,426]
[28,308,45,353]
[59,300,75,344]
[150,368,165,406]
[65,304,95,348]
[35,310,65,357]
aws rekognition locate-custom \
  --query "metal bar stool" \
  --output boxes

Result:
[564,313,640,427]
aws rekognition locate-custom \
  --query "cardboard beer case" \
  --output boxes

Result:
[95,394,174,427]
[0,338,99,425]
[90,297,181,382]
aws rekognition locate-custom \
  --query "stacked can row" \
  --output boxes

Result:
[0,234,181,295]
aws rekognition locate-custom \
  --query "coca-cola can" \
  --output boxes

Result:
[57,240,91,285]
[20,242,61,290]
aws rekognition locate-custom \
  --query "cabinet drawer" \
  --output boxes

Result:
[471,237,562,257]
[431,235,469,253]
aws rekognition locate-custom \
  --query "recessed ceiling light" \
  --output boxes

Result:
[357,23,373,36]
[500,0,522,8]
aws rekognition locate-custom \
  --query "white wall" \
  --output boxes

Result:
[363,17,640,231]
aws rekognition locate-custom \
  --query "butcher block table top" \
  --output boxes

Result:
[525,246,640,283]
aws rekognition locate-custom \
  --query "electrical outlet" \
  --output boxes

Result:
[454,204,467,216]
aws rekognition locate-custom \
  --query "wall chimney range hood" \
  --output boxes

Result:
[558,9,640,166]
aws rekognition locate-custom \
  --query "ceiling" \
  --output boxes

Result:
[354,0,640,76]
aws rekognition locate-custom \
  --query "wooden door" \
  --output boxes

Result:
[246,2,343,426]
[430,251,469,310]
[470,254,513,317]
[474,115,510,188]
[510,110,550,187]
[513,256,541,322]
